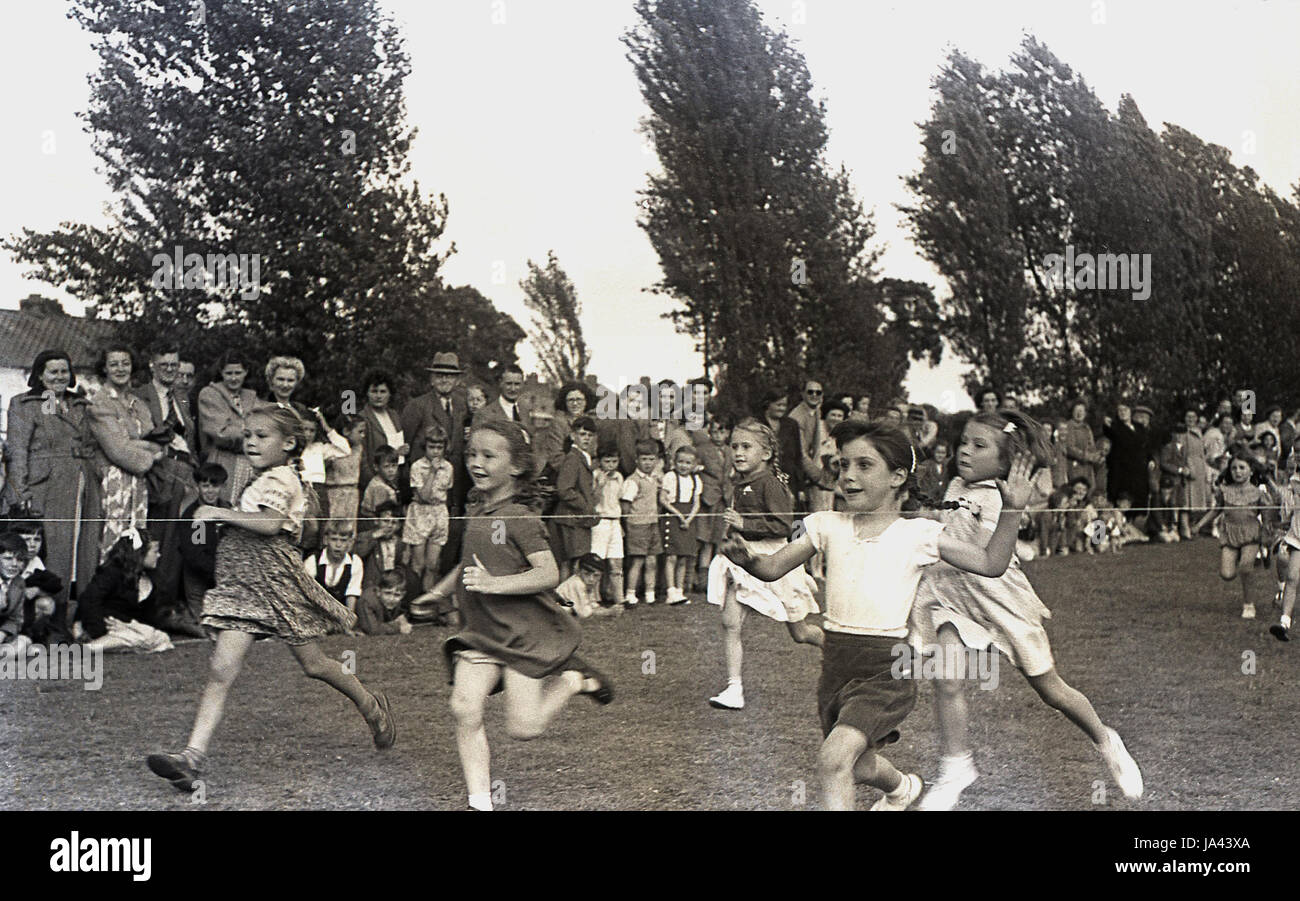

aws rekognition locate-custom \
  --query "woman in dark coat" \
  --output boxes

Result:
[758,388,805,499]
[1103,402,1150,514]
[4,350,104,622]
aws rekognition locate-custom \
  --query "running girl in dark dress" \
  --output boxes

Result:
[416,419,612,811]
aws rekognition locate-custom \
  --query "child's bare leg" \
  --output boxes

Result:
[185,630,257,754]
[1280,550,1300,622]
[625,557,643,598]
[664,554,678,595]
[819,724,901,809]
[1024,668,1106,744]
[931,624,969,758]
[1219,545,1239,582]
[698,541,715,574]
[423,540,444,590]
[644,554,658,599]
[785,617,824,646]
[288,640,379,713]
[449,660,501,804]
[1238,545,1258,607]
[607,557,624,602]
[407,542,425,582]
[502,667,584,740]
[713,583,746,687]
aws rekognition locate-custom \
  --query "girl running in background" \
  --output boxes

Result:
[1272,451,1300,641]
[1196,451,1277,620]
[722,419,1033,809]
[915,410,1143,810]
[147,404,394,793]
[707,418,821,711]
[418,420,613,811]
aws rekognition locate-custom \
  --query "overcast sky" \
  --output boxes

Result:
[3,0,1297,408]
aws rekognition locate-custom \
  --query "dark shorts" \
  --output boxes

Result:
[625,522,662,556]
[817,631,917,744]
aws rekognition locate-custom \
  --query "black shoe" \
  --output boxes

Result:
[147,752,201,792]
[1270,624,1290,642]
[567,656,614,705]
[367,690,396,749]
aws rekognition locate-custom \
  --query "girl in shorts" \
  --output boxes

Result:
[723,419,1034,809]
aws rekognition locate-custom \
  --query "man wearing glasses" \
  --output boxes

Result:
[134,345,196,454]
[132,343,204,637]
[788,379,825,507]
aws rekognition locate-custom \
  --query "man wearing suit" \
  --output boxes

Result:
[402,352,470,575]
[132,344,201,634]
[471,364,532,432]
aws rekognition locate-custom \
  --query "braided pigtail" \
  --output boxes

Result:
[733,418,793,502]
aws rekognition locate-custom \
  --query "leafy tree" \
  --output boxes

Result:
[519,251,590,386]
[624,0,937,414]
[903,37,1300,419]
[4,0,522,411]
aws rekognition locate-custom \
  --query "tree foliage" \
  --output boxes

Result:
[624,0,939,415]
[4,0,523,410]
[902,36,1300,420]
[519,250,590,386]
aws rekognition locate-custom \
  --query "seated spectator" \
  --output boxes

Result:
[355,501,420,604]
[10,520,65,647]
[1,533,31,656]
[1113,494,1150,545]
[356,569,414,635]
[555,553,610,619]
[178,463,228,634]
[303,520,364,612]
[1062,476,1092,553]
[74,532,174,653]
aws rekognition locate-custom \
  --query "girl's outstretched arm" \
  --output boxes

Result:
[412,564,464,609]
[195,504,286,537]
[936,452,1034,577]
[722,534,816,582]
[462,551,560,595]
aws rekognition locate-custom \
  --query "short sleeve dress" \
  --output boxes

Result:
[1217,481,1272,549]
[443,494,582,680]
[704,470,817,622]
[200,465,358,643]
[914,477,1055,677]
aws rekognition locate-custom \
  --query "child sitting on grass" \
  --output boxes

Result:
[76,531,174,653]
[357,569,414,635]
[10,521,65,647]
[555,553,616,619]
[0,533,31,657]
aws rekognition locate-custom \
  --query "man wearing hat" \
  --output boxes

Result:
[402,352,471,516]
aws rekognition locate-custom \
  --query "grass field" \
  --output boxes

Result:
[2,537,1297,810]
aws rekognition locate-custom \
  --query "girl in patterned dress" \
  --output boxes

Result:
[914,410,1143,810]
[418,420,613,811]
[146,405,395,793]
[706,419,821,711]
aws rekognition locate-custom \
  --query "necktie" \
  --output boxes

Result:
[442,396,451,416]
[511,403,520,422]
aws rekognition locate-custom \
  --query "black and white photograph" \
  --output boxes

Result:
[1,0,1297,878]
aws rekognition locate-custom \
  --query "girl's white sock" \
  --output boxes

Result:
[940,751,975,771]
[468,792,493,811]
